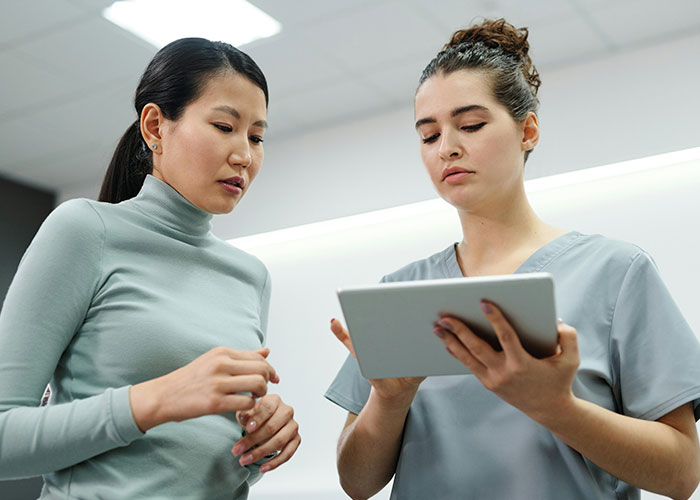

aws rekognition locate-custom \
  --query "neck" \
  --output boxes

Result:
[455,185,562,275]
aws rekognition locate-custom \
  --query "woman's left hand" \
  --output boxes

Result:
[433,300,580,424]
[232,394,301,473]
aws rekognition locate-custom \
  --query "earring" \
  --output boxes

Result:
[151,144,158,150]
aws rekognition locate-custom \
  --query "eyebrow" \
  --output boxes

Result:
[414,104,489,129]
[213,105,268,129]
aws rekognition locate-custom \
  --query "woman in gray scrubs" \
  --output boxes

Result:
[326,19,700,500]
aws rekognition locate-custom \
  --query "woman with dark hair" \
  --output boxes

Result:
[0,38,299,499]
[326,19,700,500]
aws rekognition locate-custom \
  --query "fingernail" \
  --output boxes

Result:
[436,319,451,330]
[433,327,445,339]
[240,454,254,466]
[481,301,492,314]
[232,445,243,456]
[247,421,256,432]
[330,318,335,323]
[260,465,270,473]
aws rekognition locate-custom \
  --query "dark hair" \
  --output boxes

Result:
[418,19,540,161]
[99,38,268,203]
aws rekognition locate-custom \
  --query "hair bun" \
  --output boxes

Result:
[446,18,541,95]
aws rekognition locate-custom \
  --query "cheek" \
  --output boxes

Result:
[420,146,440,181]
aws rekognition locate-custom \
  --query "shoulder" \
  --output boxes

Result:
[39,198,106,244]
[568,232,651,270]
[382,244,455,283]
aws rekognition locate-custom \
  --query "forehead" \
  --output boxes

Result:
[415,70,496,117]
[190,71,267,116]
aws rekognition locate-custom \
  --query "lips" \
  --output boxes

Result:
[219,176,245,189]
[441,166,475,181]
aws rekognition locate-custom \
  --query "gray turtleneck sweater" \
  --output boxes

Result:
[0,175,271,499]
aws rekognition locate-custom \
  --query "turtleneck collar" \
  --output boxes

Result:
[129,175,213,237]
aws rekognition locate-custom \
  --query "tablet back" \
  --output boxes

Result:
[337,272,558,379]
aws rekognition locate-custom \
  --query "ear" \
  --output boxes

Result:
[520,112,540,153]
[140,103,166,154]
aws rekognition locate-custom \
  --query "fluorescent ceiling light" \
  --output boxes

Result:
[103,0,281,49]
[229,146,700,251]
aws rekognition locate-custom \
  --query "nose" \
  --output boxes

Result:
[438,129,463,161]
[228,138,252,168]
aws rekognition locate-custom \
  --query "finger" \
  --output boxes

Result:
[223,360,278,383]
[220,374,268,399]
[330,318,356,359]
[434,325,488,377]
[259,434,302,473]
[212,394,256,414]
[436,316,500,367]
[255,347,270,358]
[240,394,282,440]
[238,419,299,466]
[234,399,291,458]
[479,301,528,360]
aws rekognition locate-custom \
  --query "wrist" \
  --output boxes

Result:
[129,378,166,432]
[530,391,580,431]
[369,387,416,415]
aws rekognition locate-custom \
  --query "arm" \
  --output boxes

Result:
[330,319,423,500]
[336,390,414,499]
[546,398,699,499]
[435,303,700,499]
[0,201,144,479]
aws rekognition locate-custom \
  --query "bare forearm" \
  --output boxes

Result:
[337,390,414,499]
[538,398,699,499]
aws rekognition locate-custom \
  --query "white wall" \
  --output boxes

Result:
[58,32,700,244]
[235,153,700,499]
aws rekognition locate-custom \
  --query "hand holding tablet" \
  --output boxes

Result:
[336,273,558,379]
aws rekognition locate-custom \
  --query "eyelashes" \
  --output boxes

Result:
[214,124,232,132]
[213,124,264,144]
[462,122,486,132]
[421,122,486,144]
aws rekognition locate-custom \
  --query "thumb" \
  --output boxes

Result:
[557,323,579,360]
[331,318,356,359]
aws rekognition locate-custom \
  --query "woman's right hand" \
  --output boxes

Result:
[129,346,279,432]
[330,319,424,404]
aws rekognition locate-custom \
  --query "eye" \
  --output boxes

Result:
[249,135,264,144]
[461,122,486,132]
[422,133,439,144]
[213,123,232,133]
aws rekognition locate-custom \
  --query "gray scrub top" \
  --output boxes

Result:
[325,231,700,500]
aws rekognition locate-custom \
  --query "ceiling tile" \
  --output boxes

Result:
[302,0,446,73]
[583,0,700,48]
[360,58,427,107]
[0,0,85,47]
[250,0,375,27]
[17,16,155,86]
[14,144,110,192]
[265,76,393,138]
[405,0,574,33]
[0,81,135,189]
[245,32,346,100]
[526,12,610,69]
[0,50,75,117]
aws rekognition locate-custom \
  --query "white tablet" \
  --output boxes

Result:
[336,272,558,379]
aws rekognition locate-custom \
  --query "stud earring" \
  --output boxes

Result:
[151,144,158,150]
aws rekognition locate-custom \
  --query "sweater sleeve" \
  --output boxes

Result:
[0,200,143,480]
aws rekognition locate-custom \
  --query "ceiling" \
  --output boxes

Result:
[1,0,700,194]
